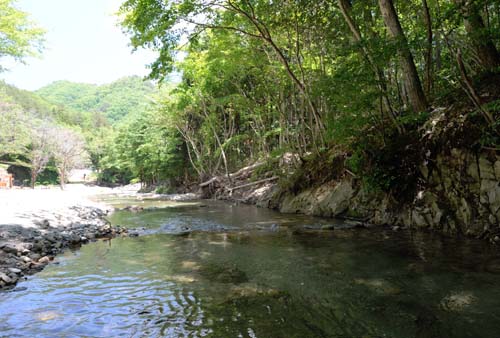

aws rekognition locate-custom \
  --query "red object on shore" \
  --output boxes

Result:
[0,169,14,189]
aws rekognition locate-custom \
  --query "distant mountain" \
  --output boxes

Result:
[0,80,54,120]
[0,80,105,129]
[36,76,157,122]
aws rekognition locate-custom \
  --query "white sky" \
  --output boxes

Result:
[0,0,157,90]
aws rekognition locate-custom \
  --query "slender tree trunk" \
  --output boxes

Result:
[456,48,495,125]
[455,0,500,69]
[226,0,325,144]
[422,0,433,96]
[378,0,428,112]
[337,0,404,134]
[58,167,65,190]
[31,170,37,189]
[436,30,442,73]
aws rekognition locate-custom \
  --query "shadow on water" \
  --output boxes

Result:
[1,197,500,337]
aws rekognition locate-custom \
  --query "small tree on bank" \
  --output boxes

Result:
[49,127,88,190]
[28,123,53,188]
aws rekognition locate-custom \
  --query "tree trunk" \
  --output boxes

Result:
[226,1,325,144]
[337,0,404,134]
[31,170,37,189]
[378,0,428,112]
[422,0,433,96]
[58,167,65,190]
[456,0,500,69]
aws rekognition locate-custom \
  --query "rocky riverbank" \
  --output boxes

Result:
[268,148,500,240]
[0,186,128,290]
[200,147,500,242]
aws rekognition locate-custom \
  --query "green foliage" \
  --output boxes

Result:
[98,104,186,186]
[36,76,157,122]
[0,92,31,158]
[347,129,423,199]
[476,100,500,148]
[7,0,500,196]
[0,0,44,69]
[36,163,58,186]
[114,0,500,194]
[1,76,168,188]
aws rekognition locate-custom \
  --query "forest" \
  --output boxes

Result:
[1,0,499,195]
[0,77,157,187]
[114,0,499,195]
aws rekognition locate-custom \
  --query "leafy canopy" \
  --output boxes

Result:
[0,0,44,70]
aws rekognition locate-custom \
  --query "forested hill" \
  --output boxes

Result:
[0,76,158,187]
[36,76,157,122]
[0,81,54,119]
[0,80,106,130]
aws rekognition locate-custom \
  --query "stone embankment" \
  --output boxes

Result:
[200,148,499,241]
[271,149,500,240]
[0,186,127,290]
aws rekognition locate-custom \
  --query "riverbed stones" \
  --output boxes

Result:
[1,244,19,255]
[34,219,51,229]
[354,278,401,295]
[440,292,476,312]
[200,263,249,284]
[38,256,51,264]
[0,272,13,284]
[0,203,132,290]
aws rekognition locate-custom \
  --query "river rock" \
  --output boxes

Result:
[7,268,22,274]
[440,292,476,312]
[0,272,13,284]
[35,219,51,229]
[1,244,19,255]
[28,253,40,261]
[38,256,51,264]
[69,234,81,244]
[354,278,401,295]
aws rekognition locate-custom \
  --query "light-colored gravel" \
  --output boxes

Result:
[0,184,112,228]
[0,184,130,290]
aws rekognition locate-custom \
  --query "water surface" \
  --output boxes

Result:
[1,198,500,337]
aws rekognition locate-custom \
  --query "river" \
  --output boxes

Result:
[1,197,500,337]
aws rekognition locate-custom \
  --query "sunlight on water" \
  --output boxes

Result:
[1,198,500,337]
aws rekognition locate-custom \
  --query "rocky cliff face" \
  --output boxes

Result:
[270,149,500,241]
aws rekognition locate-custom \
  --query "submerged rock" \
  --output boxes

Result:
[200,263,249,284]
[354,278,401,295]
[440,292,476,312]
[226,283,283,300]
[166,274,197,283]
[35,311,60,322]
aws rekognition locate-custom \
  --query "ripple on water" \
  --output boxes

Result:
[2,201,500,338]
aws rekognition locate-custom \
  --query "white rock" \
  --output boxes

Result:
[0,272,13,284]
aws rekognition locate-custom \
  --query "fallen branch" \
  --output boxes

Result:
[482,146,500,151]
[344,169,357,177]
[199,177,219,187]
[229,161,265,178]
[199,161,266,187]
[228,176,279,192]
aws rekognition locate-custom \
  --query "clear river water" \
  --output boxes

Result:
[1,197,500,338]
